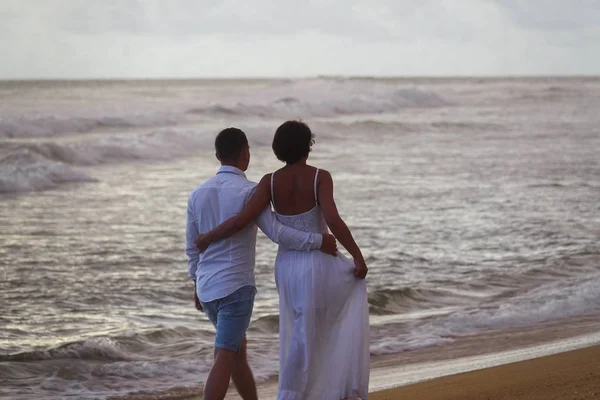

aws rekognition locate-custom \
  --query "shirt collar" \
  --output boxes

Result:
[217,165,246,178]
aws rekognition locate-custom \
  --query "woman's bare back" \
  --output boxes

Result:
[271,164,321,216]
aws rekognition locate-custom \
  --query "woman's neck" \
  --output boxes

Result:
[285,158,308,168]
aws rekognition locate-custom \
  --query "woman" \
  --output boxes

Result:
[196,120,370,400]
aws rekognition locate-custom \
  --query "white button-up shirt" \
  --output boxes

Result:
[186,165,323,302]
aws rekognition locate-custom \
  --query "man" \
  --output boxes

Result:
[186,127,337,400]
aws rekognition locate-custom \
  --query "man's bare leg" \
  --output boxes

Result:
[231,339,258,400]
[203,348,237,400]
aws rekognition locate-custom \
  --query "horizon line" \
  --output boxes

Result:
[1,73,599,82]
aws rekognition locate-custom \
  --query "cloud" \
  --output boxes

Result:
[493,0,600,32]
[0,0,598,78]
[18,0,392,38]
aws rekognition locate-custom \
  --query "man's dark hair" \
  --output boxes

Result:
[215,127,248,161]
[272,120,315,164]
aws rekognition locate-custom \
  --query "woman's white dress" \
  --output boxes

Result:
[271,170,370,400]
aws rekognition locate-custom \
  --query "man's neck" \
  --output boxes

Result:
[221,162,244,170]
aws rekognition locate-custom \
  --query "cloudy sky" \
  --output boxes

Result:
[1,0,599,78]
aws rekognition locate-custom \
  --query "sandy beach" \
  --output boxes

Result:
[370,345,600,400]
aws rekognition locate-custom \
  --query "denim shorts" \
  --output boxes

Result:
[201,285,256,352]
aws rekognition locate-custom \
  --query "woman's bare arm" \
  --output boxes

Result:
[195,174,271,250]
[318,170,368,278]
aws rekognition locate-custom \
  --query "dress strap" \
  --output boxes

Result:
[313,168,320,205]
[270,172,276,210]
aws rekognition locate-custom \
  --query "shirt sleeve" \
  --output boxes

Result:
[185,194,200,283]
[249,187,322,251]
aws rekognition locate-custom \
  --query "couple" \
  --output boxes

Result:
[185,121,370,400]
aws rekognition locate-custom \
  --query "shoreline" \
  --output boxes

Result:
[370,344,600,400]
[370,315,600,386]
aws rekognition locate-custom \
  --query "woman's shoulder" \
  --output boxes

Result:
[306,164,331,175]
[312,166,332,179]
[257,173,272,186]
[267,165,332,180]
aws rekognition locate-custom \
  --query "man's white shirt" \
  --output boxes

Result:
[186,166,323,302]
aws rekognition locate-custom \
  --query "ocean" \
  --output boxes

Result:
[1,77,599,399]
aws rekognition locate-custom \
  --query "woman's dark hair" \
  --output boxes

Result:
[272,120,315,164]
[215,127,248,161]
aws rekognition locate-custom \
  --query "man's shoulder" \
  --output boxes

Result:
[232,177,257,199]
[188,176,216,201]
[239,177,257,190]
[190,175,216,192]
[188,175,256,200]
[222,173,257,190]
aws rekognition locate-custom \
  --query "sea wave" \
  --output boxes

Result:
[0,327,216,364]
[0,114,178,139]
[0,83,448,195]
[2,129,214,166]
[370,271,600,355]
[0,355,210,400]
[185,87,448,119]
[0,328,225,399]
[451,273,600,331]
[1,85,446,141]
[1,337,137,363]
[2,272,599,398]
[249,314,280,333]
[0,129,214,194]
[0,148,97,193]
[368,287,458,315]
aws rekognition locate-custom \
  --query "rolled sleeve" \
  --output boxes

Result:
[255,205,322,251]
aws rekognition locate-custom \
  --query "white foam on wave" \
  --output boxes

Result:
[0,149,96,194]
[0,128,218,194]
[7,337,133,362]
[4,273,598,398]
[445,273,600,332]
[188,86,448,119]
[273,87,447,117]
[370,272,600,355]
[1,79,449,195]
[369,333,600,392]
[1,335,214,399]
[49,129,211,165]
[2,80,447,140]
[0,114,178,139]
[6,357,211,400]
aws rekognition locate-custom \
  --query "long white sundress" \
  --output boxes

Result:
[271,169,370,400]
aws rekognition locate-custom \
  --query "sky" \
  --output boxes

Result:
[1,0,599,78]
